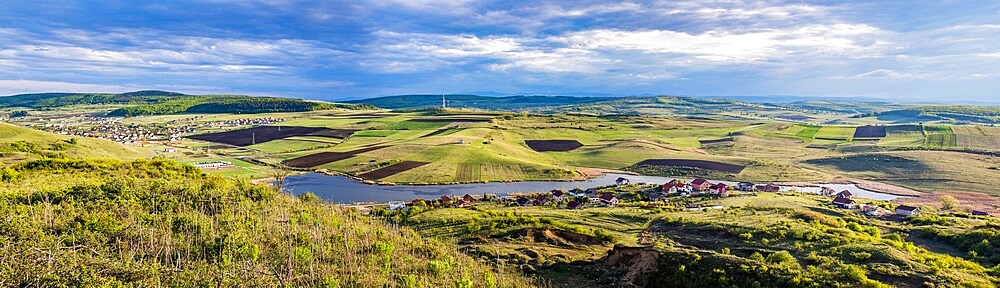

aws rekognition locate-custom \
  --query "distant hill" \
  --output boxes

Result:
[346,94,612,110]
[0,90,374,116]
[856,106,1000,124]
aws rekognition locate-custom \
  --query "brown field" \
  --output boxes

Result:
[187,126,355,146]
[775,115,814,121]
[698,137,735,147]
[854,126,887,138]
[358,161,431,180]
[525,140,584,152]
[894,191,1000,215]
[282,145,388,168]
[409,118,492,123]
[954,125,1000,150]
[421,127,458,138]
[634,159,746,173]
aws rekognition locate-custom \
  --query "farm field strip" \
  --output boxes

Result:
[187,126,354,146]
[853,125,887,138]
[923,125,957,147]
[634,159,746,173]
[813,126,855,141]
[358,161,431,180]
[524,140,584,152]
[879,125,924,147]
[282,145,389,168]
[953,125,1000,150]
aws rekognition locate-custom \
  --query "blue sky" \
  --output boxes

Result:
[0,1,998,101]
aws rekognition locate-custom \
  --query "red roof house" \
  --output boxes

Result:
[690,179,711,191]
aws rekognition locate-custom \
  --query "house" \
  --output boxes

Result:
[663,180,686,193]
[709,183,728,196]
[690,179,711,191]
[551,190,567,201]
[972,210,990,216]
[736,182,755,192]
[462,194,475,203]
[685,203,700,209]
[516,197,532,206]
[756,184,781,192]
[615,177,630,186]
[895,205,920,216]
[569,188,587,197]
[567,200,582,209]
[440,195,453,203]
[454,199,471,208]
[820,187,837,197]
[835,190,853,199]
[536,195,551,206]
[832,197,856,209]
[388,201,407,211]
[165,148,177,153]
[589,197,602,205]
[648,192,668,202]
[599,193,619,207]
[861,204,887,216]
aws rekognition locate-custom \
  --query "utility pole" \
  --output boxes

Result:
[441,94,446,109]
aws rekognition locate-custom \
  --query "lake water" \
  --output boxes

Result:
[283,173,907,203]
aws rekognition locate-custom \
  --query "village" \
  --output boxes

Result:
[380,176,993,220]
[8,114,284,145]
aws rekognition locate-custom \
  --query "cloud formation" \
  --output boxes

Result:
[0,0,998,100]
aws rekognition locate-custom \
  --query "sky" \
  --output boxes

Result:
[0,1,998,102]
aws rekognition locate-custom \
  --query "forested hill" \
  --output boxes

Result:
[346,94,612,110]
[0,90,374,116]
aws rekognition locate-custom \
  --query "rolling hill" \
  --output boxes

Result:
[0,90,373,116]
[0,122,149,161]
[346,94,612,110]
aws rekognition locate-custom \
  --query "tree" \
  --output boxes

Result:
[10,110,28,118]
[273,166,291,193]
[940,195,958,210]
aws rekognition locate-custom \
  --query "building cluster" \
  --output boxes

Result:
[192,161,233,169]
[652,178,780,199]
[29,116,284,144]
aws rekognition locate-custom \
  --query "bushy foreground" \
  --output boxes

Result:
[0,159,533,287]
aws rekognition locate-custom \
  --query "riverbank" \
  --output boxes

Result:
[282,172,911,203]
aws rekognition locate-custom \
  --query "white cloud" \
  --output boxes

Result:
[556,23,885,64]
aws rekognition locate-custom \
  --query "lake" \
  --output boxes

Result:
[282,173,908,203]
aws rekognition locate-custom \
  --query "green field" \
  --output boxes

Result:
[813,126,856,141]
[924,125,958,148]
[879,125,925,147]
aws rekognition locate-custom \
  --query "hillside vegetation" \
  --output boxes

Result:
[0,90,372,116]
[0,158,533,287]
[0,122,148,162]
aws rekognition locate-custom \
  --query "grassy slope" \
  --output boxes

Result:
[0,122,149,161]
[398,192,997,287]
[0,159,533,287]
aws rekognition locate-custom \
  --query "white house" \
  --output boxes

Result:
[895,205,920,216]
[599,194,619,207]
[387,201,407,211]
[551,190,567,201]
[615,177,630,186]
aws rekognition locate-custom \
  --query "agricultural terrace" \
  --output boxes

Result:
[9,105,1000,195]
